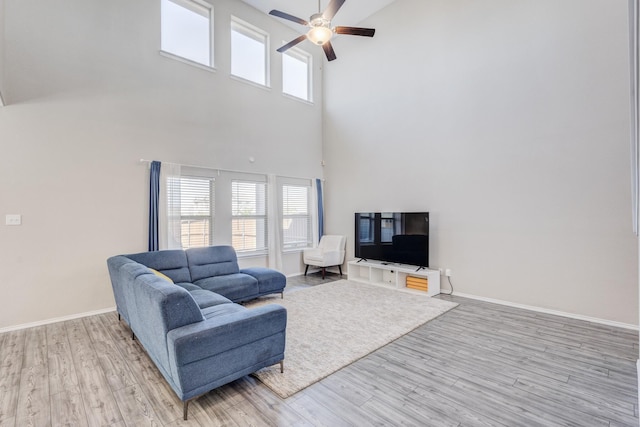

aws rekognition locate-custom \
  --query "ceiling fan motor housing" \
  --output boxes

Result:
[310,13,331,27]
[308,13,333,45]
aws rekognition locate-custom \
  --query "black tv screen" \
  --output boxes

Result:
[355,212,429,267]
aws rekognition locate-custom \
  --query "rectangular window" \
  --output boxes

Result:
[168,176,214,249]
[232,180,267,253]
[231,17,269,86]
[282,184,312,250]
[283,48,312,101]
[161,0,213,67]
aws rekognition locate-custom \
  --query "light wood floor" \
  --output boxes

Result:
[0,272,638,426]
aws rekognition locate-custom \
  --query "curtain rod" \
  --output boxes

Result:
[139,159,324,182]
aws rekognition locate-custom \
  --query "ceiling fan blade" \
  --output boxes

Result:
[322,0,346,20]
[334,26,376,37]
[277,35,308,53]
[322,41,337,61]
[269,10,309,26]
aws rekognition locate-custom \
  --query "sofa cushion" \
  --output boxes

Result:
[201,302,246,319]
[186,246,240,281]
[126,250,191,283]
[174,282,200,292]
[241,267,286,294]
[189,289,233,309]
[194,273,258,302]
[169,304,287,366]
[150,268,174,283]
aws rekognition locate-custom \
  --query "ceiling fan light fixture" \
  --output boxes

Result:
[307,25,333,45]
[270,0,374,62]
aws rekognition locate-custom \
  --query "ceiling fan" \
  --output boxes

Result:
[269,0,376,62]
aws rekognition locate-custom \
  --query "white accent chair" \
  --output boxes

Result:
[303,235,347,279]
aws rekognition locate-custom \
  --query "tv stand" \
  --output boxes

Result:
[347,260,440,297]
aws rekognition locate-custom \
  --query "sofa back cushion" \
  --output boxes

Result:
[128,268,205,372]
[107,255,139,324]
[119,262,159,333]
[126,250,191,283]
[186,246,240,281]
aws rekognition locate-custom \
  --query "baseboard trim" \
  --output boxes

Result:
[451,291,638,331]
[286,272,305,278]
[0,307,117,334]
[288,266,342,278]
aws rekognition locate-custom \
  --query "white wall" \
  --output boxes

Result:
[0,0,5,105]
[323,0,639,325]
[0,0,323,329]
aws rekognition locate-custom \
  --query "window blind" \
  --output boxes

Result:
[179,176,214,249]
[282,184,311,249]
[232,180,267,253]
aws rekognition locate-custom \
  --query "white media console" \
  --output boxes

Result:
[347,259,441,297]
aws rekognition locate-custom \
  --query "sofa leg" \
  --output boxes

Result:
[281,292,284,299]
[304,265,309,276]
[321,268,326,280]
[117,313,121,321]
[132,332,136,340]
[280,360,284,373]
[338,265,343,277]
[183,400,190,420]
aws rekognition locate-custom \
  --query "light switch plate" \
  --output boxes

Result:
[5,214,22,226]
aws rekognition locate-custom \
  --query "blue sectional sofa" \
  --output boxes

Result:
[106,245,287,420]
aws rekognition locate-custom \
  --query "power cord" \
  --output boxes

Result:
[441,276,454,296]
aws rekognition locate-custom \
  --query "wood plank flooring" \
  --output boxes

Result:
[0,273,637,426]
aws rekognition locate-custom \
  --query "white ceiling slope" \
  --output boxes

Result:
[240,0,396,27]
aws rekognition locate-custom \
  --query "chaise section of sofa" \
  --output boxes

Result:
[185,246,261,302]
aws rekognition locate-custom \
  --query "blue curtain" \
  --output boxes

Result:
[149,161,161,251]
[316,178,324,242]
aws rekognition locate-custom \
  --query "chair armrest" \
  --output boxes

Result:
[302,248,321,263]
[167,304,287,367]
[319,250,345,266]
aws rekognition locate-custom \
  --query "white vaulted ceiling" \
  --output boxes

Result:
[240,0,396,28]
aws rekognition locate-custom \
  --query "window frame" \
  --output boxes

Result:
[160,0,215,69]
[282,46,313,103]
[279,177,313,252]
[230,16,270,87]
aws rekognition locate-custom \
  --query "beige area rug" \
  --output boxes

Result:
[246,280,458,399]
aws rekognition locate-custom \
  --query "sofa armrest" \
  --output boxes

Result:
[167,304,287,367]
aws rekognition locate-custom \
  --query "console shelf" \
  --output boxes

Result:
[347,260,441,297]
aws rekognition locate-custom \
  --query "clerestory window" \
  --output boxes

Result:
[161,0,213,67]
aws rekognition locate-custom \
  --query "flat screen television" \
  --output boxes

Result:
[354,212,429,268]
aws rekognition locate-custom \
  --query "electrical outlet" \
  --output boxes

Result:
[5,214,21,226]
[445,269,452,277]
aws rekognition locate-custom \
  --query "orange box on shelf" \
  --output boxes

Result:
[406,276,428,291]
